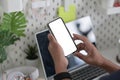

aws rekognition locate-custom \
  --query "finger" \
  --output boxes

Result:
[76,43,86,51]
[73,34,87,42]
[48,33,56,43]
[74,52,87,61]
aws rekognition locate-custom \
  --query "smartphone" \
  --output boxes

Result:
[48,18,77,56]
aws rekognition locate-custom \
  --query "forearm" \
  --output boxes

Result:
[100,58,120,73]
[55,63,68,74]
[54,62,71,80]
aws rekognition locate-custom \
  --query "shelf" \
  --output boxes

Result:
[100,7,120,15]
[97,1,120,15]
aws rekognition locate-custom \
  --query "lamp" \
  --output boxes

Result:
[0,0,23,12]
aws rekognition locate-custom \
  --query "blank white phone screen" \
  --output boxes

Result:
[48,18,77,56]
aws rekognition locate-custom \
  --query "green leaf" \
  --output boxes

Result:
[0,11,27,37]
[0,47,7,63]
[0,30,19,47]
[0,11,27,63]
[24,44,38,59]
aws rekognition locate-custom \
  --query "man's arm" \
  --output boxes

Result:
[100,58,120,73]
[73,34,120,73]
[48,34,71,80]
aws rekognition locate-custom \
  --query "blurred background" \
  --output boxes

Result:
[0,0,120,76]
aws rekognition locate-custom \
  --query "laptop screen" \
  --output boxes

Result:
[36,30,85,77]
[36,16,96,78]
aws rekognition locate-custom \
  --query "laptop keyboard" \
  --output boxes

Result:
[70,65,107,80]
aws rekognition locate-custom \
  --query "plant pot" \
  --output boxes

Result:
[0,64,3,80]
[0,63,6,80]
[25,58,39,67]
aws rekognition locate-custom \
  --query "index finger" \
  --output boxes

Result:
[73,34,88,42]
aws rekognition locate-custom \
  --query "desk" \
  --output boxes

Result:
[1,48,120,80]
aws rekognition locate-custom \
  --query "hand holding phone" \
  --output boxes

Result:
[48,18,77,56]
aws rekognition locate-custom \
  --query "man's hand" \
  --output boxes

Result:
[73,34,120,73]
[73,34,105,66]
[48,33,68,74]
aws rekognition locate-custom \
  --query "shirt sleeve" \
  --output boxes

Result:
[100,70,120,80]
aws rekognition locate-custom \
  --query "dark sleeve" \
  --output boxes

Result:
[54,72,72,80]
[100,70,120,80]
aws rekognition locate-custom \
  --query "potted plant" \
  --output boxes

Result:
[0,11,27,71]
[24,44,39,67]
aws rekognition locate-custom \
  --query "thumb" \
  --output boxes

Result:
[48,33,56,43]
[74,52,86,61]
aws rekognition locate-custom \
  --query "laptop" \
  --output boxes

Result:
[35,16,108,80]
